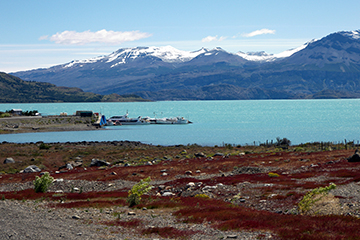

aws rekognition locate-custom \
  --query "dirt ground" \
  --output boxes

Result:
[1,141,360,239]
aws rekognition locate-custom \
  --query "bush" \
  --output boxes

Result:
[34,172,54,193]
[127,177,152,207]
[39,143,51,150]
[268,172,280,178]
[298,183,336,215]
[194,194,210,199]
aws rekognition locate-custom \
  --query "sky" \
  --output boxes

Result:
[1,0,359,73]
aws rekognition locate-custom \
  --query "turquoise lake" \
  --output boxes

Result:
[1,99,360,146]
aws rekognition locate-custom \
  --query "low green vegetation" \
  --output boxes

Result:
[33,172,54,193]
[298,183,337,215]
[127,177,153,207]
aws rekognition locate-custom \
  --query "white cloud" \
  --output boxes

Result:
[40,29,152,45]
[242,29,276,37]
[202,35,227,42]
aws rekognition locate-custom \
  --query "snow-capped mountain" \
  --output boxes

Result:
[12,30,360,101]
[236,40,317,62]
[63,46,209,69]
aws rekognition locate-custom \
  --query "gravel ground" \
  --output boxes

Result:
[0,199,274,240]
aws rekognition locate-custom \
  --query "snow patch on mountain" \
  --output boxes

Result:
[107,46,207,66]
[339,30,360,39]
[236,40,318,62]
[63,56,105,68]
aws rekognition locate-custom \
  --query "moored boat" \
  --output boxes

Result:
[106,113,150,125]
[143,116,191,124]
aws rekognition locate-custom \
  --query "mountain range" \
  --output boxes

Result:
[12,30,360,100]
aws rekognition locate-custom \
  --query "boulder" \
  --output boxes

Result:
[90,158,110,167]
[348,150,360,162]
[195,152,206,158]
[23,165,41,173]
[213,152,224,157]
[4,157,15,164]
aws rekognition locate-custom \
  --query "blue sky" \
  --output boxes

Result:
[1,0,359,73]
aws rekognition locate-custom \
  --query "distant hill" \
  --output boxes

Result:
[0,72,149,103]
[12,30,360,100]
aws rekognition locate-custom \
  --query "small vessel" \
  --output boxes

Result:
[106,113,150,125]
[144,116,191,124]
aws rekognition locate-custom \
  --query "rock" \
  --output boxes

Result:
[128,211,136,215]
[348,150,360,162]
[185,170,192,175]
[196,170,201,173]
[72,215,80,219]
[23,165,41,173]
[110,172,117,175]
[202,185,217,191]
[160,169,167,172]
[213,152,224,157]
[66,163,73,170]
[90,158,110,167]
[226,235,238,239]
[3,158,15,164]
[195,152,206,158]
[158,185,166,191]
[186,182,195,188]
[162,172,168,176]
[162,192,174,197]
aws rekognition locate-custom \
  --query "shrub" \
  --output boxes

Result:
[298,183,336,215]
[39,143,51,150]
[127,177,152,207]
[34,172,54,193]
[194,193,210,199]
[268,172,280,178]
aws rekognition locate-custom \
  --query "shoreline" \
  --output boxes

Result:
[0,115,101,134]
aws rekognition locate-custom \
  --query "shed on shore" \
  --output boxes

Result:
[75,111,93,117]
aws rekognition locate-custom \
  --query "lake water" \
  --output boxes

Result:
[1,99,360,146]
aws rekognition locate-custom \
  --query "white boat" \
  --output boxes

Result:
[106,113,150,125]
[144,116,191,124]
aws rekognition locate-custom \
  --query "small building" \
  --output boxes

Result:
[75,111,93,117]
[11,109,22,115]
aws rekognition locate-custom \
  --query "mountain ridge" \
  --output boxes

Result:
[11,30,360,101]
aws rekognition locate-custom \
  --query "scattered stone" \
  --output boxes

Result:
[202,185,217,191]
[162,192,174,197]
[110,172,117,175]
[195,152,206,158]
[226,235,238,239]
[196,170,201,173]
[185,170,192,175]
[23,165,41,173]
[160,169,167,172]
[90,158,110,167]
[186,182,195,188]
[348,150,360,162]
[213,152,224,157]
[72,215,80,219]
[128,212,136,215]
[161,172,168,176]
[3,157,15,164]
[66,163,73,170]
